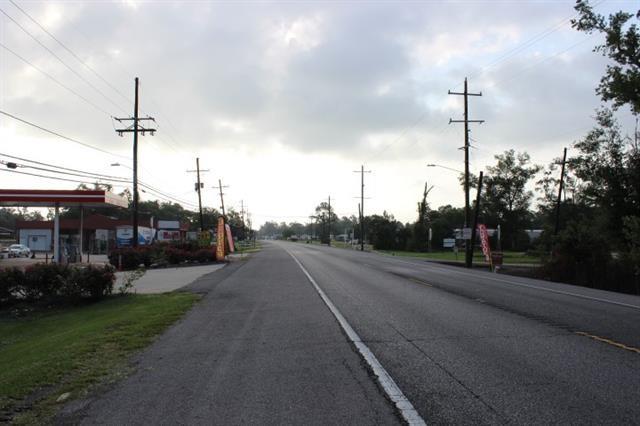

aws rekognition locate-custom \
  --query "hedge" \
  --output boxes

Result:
[108,243,216,271]
[0,263,115,307]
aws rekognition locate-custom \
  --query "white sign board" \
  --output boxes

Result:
[462,227,473,240]
[157,220,180,230]
[443,238,455,248]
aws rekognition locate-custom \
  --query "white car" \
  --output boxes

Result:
[9,244,31,258]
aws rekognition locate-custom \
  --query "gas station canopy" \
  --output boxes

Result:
[0,189,128,208]
[0,189,129,263]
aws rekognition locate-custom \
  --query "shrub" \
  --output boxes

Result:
[193,248,215,263]
[164,247,188,265]
[0,263,116,307]
[108,247,150,270]
[0,267,24,305]
[72,264,115,300]
[23,263,70,301]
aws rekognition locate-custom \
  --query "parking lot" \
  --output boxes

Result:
[0,253,110,269]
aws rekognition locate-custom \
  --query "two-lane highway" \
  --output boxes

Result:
[63,241,640,425]
[284,241,640,424]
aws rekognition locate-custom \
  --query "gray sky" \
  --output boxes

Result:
[0,0,637,227]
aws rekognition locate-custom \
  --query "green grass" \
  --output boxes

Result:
[377,250,542,265]
[0,293,199,423]
[235,241,262,254]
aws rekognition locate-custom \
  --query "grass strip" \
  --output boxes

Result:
[377,250,542,264]
[0,293,199,423]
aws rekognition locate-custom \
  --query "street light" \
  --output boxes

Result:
[427,163,463,174]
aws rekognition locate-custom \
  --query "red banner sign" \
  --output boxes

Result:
[225,224,235,253]
[478,224,492,263]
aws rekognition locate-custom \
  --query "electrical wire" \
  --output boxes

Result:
[0,152,198,208]
[0,109,129,159]
[8,0,134,107]
[0,6,128,115]
[0,42,113,117]
[0,152,130,180]
[0,166,123,186]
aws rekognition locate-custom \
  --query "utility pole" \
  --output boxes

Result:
[114,77,156,248]
[213,179,229,219]
[240,200,246,241]
[449,77,484,268]
[554,147,568,236]
[186,158,209,232]
[470,171,484,266]
[353,165,371,251]
[328,195,332,247]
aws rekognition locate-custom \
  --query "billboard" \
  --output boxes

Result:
[116,226,155,247]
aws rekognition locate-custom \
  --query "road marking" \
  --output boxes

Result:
[575,332,640,354]
[384,257,640,311]
[286,249,426,426]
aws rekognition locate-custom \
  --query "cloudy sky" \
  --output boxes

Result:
[0,0,637,227]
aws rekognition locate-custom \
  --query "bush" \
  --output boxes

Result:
[108,247,151,270]
[193,248,215,263]
[0,263,116,307]
[23,263,70,301]
[0,267,24,305]
[108,243,217,270]
[71,264,115,300]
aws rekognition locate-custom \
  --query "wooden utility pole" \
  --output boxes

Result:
[449,78,484,268]
[328,195,332,247]
[353,165,371,251]
[470,171,484,266]
[187,158,209,231]
[554,147,568,236]
[114,77,155,247]
[213,179,229,219]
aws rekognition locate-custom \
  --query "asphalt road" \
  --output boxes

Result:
[60,241,640,425]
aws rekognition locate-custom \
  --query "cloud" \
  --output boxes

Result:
[1,0,635,226]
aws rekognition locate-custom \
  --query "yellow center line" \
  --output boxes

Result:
[575,332,640,354]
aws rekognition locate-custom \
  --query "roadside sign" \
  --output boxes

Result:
[478,224,492,262]
[462,227,472,240]
[443,238,455,248]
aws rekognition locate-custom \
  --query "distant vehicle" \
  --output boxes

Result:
[9,244,31,258]
[0,246,8,259]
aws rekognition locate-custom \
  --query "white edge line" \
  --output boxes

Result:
[386,257,640,311]
[286,249,427,426]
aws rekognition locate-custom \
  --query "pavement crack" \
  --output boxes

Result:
[388,323,509,424]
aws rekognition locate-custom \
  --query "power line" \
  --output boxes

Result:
[0,158,198,208]
[0,42,113,117]
[0,6,127,114]
[8,0,134,108]
[0,109,129,159]
[464,0,606,85]
[0,166,126,186]
[0,159,130,183]
[0,152,129,180]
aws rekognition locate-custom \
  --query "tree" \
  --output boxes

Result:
[570,108,640,243]
[483,150,541,250]
[572,1,640,114]
[366,211,404,250]
[314,201,338,244]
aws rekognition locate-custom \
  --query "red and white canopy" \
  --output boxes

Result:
[0,189,128,208]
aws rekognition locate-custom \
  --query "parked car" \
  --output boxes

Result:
[8,244,31,258]
[0,246,8,259]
